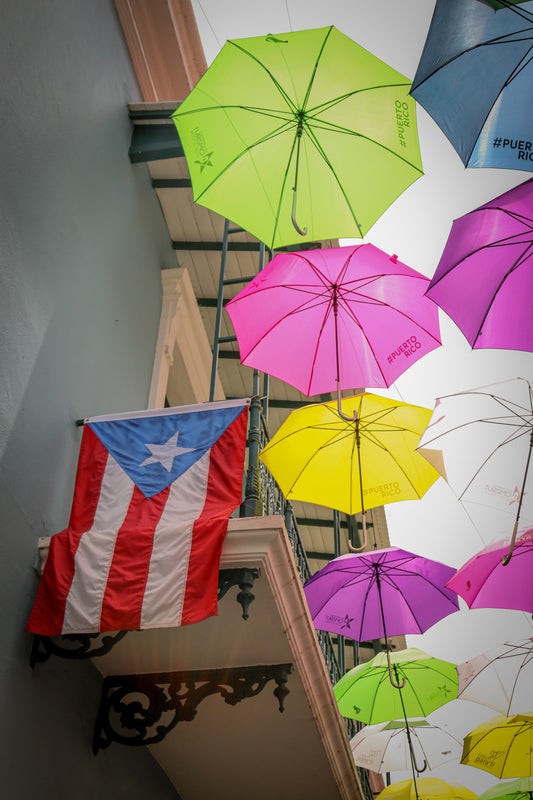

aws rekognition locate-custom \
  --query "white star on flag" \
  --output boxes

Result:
[139,431,195,472]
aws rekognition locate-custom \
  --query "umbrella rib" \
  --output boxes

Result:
[306,82,413,119]
[299,25,334,112]
[190,120,297,201]
[427,229,533,291]
[457,426,532,500]
[339,286,441,344]
[465,41,533,163]
[377,569,458,626]
[505,650,531,714]
[235,293,331,362]
[226,40,301,113]
[306,294,337,395]
[300,122,364,238]
[411,27,533,92]
[335,289,440,383]
[472,240,533,345]
[304,113,425,178]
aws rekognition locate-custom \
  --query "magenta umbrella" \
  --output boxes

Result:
[226,244,441,417]
[446,528,533,612]
[425,177,533,351]
[304,546,459,686]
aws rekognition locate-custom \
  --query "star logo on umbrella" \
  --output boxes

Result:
[140,431,195,472]
[195,152,214,172]
[340,614,354,630]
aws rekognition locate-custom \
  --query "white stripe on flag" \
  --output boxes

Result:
[92,453,136,531]
[140,450,211,628]
[63,454,135,633]
[62,529,120,633]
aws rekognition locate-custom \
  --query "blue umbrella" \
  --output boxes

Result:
[411,0,533,170]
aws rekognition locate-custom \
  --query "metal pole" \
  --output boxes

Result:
[209,218,231,402]
[333,509,346,674]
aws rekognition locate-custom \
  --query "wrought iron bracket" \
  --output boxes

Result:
[218,566,259,620]
[93,663,293,753]
[30,567,260,667]
[30,631,128,668]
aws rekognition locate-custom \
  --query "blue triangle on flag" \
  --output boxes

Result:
[88,404,245,499]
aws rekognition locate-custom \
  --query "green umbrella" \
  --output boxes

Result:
[172,26,423,249]
[334,647,458,725]
[477,778,533,800]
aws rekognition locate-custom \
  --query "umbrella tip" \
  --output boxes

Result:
[390,253,398,263]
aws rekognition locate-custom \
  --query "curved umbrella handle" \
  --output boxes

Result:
[336,381,357,422]
[503,429,533,566]
[413,756,427,775]
[387,648,406,689]
[291,121,308,237]
[291,204,308,237]
[502,521,518,566]
[347,511,368,552]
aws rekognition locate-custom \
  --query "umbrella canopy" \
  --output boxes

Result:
[350,718,462,774]
[259,393,440,518]
[417,377,533,563]
[173,26,423,249]
[226,244,441,399]
[457,637,533,715]
[411,0,533,170]
[479,0,533,9]
[334,648,458,725]
[304,548,458,665]
[376,778,477,800]
[446,528,533,612]
[477,777,533,800]
[425,178,533,352]
[461,712,533,778]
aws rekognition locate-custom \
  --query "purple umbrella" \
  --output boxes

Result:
[425,177,533,351]
[304,546,459,686]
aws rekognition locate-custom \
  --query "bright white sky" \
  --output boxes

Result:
[191,1,533,792]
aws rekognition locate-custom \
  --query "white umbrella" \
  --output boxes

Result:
[350,719,462,775]
[417,377,533,563]
[457,637,533,716]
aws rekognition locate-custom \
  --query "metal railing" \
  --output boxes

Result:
[240,396,364,747]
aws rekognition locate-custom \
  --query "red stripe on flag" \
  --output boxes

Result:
[25,529,74,635]
[99,484,170,631]
[181,407,248,625]
[69,426,109,532]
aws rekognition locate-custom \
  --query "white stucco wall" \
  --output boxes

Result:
[0,2,181,797]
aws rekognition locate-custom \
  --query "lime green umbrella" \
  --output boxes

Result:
[477,778,533,800]
[173,26,423,249]
[334,647,458,725]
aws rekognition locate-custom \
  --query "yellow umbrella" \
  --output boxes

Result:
[259,392,439,547]
[461,712,533,778]
[376,777,477,800]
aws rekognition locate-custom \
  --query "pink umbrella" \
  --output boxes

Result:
[226,244,441,418]
[425,177,533,351]
[304,546,459,686]
[446,528,533,612]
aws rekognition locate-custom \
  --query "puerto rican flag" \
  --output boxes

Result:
[27,399,249,636]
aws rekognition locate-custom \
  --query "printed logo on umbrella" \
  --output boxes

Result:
[325,613,355,630]
[484,483,526,507]
[473,750,506,769]
[192,126,213,171]
[387,335,422,364]
[395,100,411,148]
[491,137,533,163]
